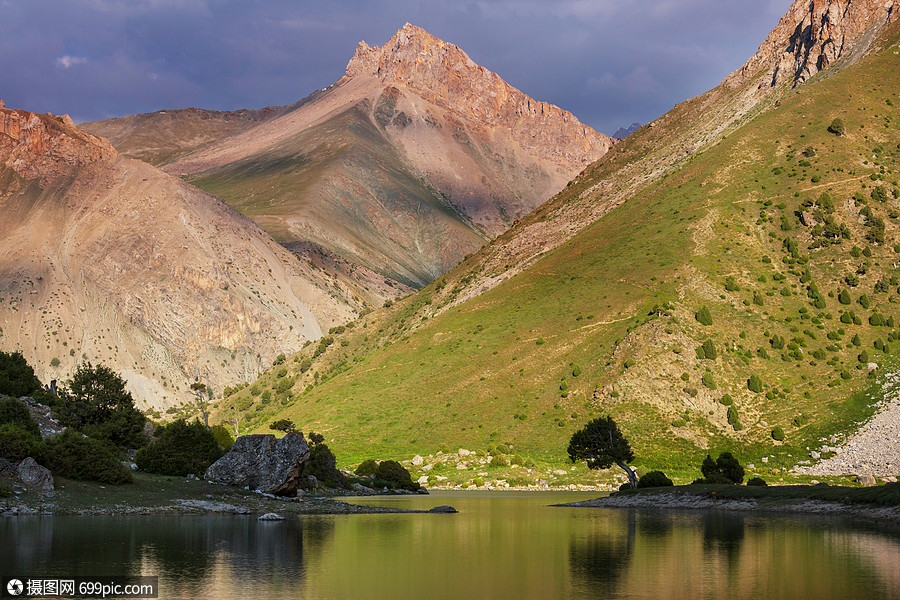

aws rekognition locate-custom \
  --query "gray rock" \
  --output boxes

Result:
[257,513,285,521]
[204,433,310,495]
[351,482,376,494]
[176,499,250,514]
[417,487,429,495]
[411,455,424,466]
[428,505,458,513]
[856,473,877,486]
[16,457,54,491]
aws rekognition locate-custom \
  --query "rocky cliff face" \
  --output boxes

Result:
[726,0,897,88]
[346,23,612,171]
[0,105,362,410]
[0,108,116,182]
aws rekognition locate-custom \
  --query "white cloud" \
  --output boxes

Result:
[55,55,88,69]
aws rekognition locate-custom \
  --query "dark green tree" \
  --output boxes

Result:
[0,351,40,397]
[568,416,638,489]
[135,419,223,476]
[700,452,744,484]
[303,431,345,487]
[56,363,147,449]
[269,419,297,434]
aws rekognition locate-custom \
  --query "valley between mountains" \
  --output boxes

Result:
[3,0,900,486]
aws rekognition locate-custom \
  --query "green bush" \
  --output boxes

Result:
[719,394,733,406]
[0,397,40,438]
[747,374,763,393]
[0,351,41,397]
[727,405,742,431]
[374,460,417,491]
[0,423,43,462]
[135,420,223,476]
[838,289,852,304]
[354,459,378,476]
[701,372,717,390]
[304,432,345,487]
[44,430,132,484]
[473,477,485,487]
[747,477,768,487]
[771,426,785,441]
[701,452,744,484]
[637,470,674,488]
[490,454,510,467]
[696,306,713,326]
[55,363,147,449]
[827,118,845,136]
[697,339,717,360]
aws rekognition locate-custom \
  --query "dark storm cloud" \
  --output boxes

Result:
[0,0,791,134]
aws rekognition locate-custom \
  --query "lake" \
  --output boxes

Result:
[3,491,900,599]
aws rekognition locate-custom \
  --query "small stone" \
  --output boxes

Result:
[867,363,878,371]
[456,463,468,470]
[427,505,458,513]
[856,473,876,486]
[421,464,434,472]
[458,449,471,456]
[810,451,820,460]
[553,470,568,476]
[417,475,429,485]
[411,455,424,466]
[258,513,285,521]
[762,457,769,463]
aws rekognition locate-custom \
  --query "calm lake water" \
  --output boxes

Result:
[3,491,900,599]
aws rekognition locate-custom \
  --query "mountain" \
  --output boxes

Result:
[612,123,641,139]
[0,106,367,410]
[84,24,613,289]
[221,0,900,482]
[81,103,303,166]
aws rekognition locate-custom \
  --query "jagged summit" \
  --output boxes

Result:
[726,0,897,88]
[345,23,612,166]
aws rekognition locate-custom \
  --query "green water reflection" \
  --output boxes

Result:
[2,491,899,599]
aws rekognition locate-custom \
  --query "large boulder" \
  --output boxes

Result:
[16,457,54,491]
[204,433,310,495]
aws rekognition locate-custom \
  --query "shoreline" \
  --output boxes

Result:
[557,487,900,524]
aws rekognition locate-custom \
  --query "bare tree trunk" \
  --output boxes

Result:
[617,461,639,489]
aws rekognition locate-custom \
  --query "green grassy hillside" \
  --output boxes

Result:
[216,24,900,485]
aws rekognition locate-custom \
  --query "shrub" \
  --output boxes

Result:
[698,339,717,360]
[0,423,43,462]
[747,374,763,393]
[269,419,297,433]
[838,289,852,304]
[135,419,223,476]
[719,394,733,406]
[354,459,378,476]
[624,358,635,368]
[473,477,485,487]
[374,460,417,491]
[727,405,742,431]
[55,363,147,449]
[637,470,674,488]
[747,477,768,487]
[696,306,713,326]
[304,432,345,487]
[701,372,717,390]
[701,452,744,484]
[827,118,845,135]
[44,430,132,484]
[490,454,510,467]
[0,397,40,438]
[496,443,510,454]
[771,426,785,441]
[0,351,41,397]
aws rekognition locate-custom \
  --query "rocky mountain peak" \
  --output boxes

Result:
[725,0,897,89]
[0,105,117,182]
[345,24,613,168]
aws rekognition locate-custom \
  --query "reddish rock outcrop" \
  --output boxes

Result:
[0,108,116,182]
[346,23,612,170]
[725,0,897,88]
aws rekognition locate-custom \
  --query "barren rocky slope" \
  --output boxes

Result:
[0,106,364,409]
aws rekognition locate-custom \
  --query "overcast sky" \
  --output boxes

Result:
[0,0,792,136]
